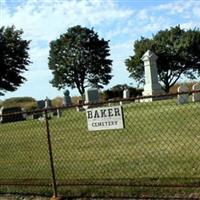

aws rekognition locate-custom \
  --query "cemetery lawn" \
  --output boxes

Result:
[0,99,200,196]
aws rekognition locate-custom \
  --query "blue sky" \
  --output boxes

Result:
[1,0,200,100]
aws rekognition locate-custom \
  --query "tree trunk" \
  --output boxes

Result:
[164,84,170,93]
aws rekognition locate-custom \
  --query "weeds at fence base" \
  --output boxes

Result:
[56,186,200,199]
[1,182,200,199]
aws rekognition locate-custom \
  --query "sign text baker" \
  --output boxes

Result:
[86,105,124,131]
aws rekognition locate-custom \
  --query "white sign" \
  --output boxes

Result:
[86,105,124,131]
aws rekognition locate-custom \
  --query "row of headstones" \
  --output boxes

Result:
[65,88,130,107]
[35,97,61,119]
[37,90,73,110]
[178,83,200,104]
[36,82,200,113]
[73,83,200,107]
[122,83,200,104]
[35,91,74,118]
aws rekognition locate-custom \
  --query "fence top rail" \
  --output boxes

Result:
[0,90,199,117]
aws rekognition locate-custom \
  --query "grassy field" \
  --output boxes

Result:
[0,98,200,197]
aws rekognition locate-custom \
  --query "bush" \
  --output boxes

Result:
[103,85,143,101]
[169,82,199,94]
[71,96,82,105]
[51,97,63,107]
[2,97,36,111]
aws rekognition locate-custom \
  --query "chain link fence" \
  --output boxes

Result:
[0,91,200,199]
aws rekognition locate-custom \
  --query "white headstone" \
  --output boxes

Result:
[45,97,51,108]
[57,108,61,118]
[141,50,164,102]
[123,89,130,99]
[192,83,200,102]
[177,84,189,104]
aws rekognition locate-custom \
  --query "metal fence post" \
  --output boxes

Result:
[44,109,58,198]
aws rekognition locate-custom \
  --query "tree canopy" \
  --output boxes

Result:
[0,26,31,95]
[125,26,200,92]
[48,25,112,96]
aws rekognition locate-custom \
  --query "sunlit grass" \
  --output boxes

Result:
[0,99,200,197]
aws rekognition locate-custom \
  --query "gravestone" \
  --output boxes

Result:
[35,98,52,119]
[45,97,52,108]
[56,108,62,118]
[21,107,27,119]
[33,100,45,119]
[123,89,130,99]
[141,50,164,101]
[37,100,45,109]
[177,84,189,104]
[0,106,25,123]
[45,97,54,119]
[192,83,200,102]
[76,99,85,112]
[85,87,99,104]
[63,90,72,107]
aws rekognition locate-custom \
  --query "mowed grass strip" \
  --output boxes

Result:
[0,99,200,182]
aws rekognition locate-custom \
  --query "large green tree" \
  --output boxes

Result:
[0,26,31,95]
[48,25,112,96]
[125,26,200,92]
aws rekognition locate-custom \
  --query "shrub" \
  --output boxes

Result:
[169,82,199,94]
[103,85,143,100]
[2,97,36,111]
[51,97,63,107]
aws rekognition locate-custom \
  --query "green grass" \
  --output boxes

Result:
[0,99,200,198]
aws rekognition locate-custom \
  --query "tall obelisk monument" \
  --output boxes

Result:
[141,50,164,101]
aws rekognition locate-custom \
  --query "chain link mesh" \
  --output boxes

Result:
[0,92,200,199]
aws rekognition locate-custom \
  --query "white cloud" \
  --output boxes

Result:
[30,47,48,61]
[111,41,132,51]
[180,22,197,30]
[137,9,148,20]
[2,0,135,99]
[3,0,134,42]
[155,0,192,13]
[154,0,200,20]
[193,7,200,18]
[1,0,200,100]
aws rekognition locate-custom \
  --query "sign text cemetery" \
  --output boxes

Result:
[86,105,124,131]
